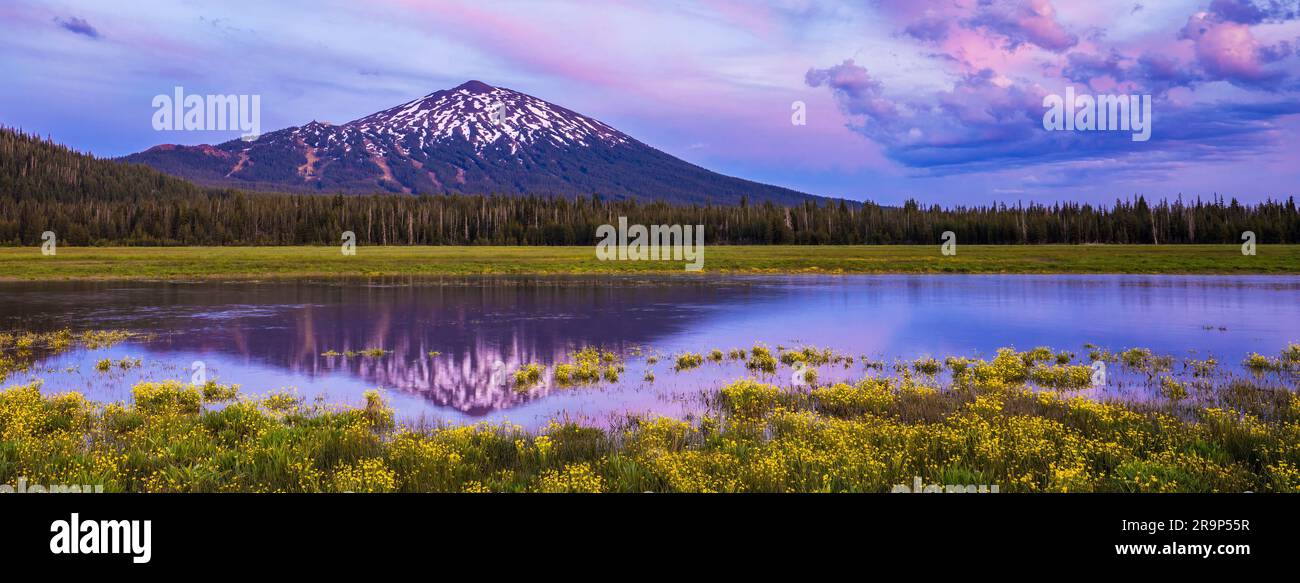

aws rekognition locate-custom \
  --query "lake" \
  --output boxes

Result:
[2,275,1297,428]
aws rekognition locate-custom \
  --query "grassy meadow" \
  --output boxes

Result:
[0,244,1296,279]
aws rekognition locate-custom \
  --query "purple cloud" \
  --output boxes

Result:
[903,17,950,43]
[886,0,1079,54]
[805,0,1300,184]
[54,16,100,39]
[1061,50,1128,85]
[1135,53,1205,94]
[807,52,1300,178]
[1258,39,1294,63]
[1207,0,1299,24]
[804,60,896,119]
[1058,48,1220,96]
[807,60,1052,171]
[964,0,1078,53]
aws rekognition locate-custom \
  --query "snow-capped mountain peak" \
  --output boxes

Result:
[346,80,629,155]
[124,80,814,205]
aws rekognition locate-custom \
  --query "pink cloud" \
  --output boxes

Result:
[804,59,896,118]
[966,0,1078,53]
[809,1,1300,178]
[1179,11,1279,86]
[887,0,1077,54]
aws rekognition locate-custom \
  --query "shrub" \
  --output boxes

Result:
[1159,377,1188,400]
[1244,353,1284,373]
[513,364,544,389]
[674,352,705,371]
[718,379,780,416]
[912,357,941,376]
[552,348,621,387]
[746,344,777,374]
[1028,364,1093,390]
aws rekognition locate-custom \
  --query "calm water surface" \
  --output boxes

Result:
[2,275,1296,428]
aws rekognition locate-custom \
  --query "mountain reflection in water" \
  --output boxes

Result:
[3,275,1297,427]
[2,277,778,419]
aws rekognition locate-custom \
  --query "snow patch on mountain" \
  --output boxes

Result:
[264,80,630,160]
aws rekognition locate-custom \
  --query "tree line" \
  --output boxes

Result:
[3,127,1297,246]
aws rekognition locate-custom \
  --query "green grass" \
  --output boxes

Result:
[0,244,1296,279]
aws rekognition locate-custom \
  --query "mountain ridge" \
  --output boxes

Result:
[123,80,818,205]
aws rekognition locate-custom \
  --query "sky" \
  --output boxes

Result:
[2,0,1299,206]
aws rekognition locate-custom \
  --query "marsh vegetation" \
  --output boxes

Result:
[3,330,1297,493]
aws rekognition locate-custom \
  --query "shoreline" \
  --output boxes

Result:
[4,271,1300,285]
[1,244,1297,280]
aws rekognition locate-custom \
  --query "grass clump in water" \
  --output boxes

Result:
[553,348,621,387]
[1282,343,1300,367]
[1187,357,1218,377]
[1243,353,1282,373]
[96,357,141,372]
[78,330,135,350]
[674,352,705,371]
[912,357,941,376]
[1159,377,1189,400]
[1,328,137,383]
[944,356,971,376]
[1027,363,1092,390]
[1120,347,1174,373]
[779,346,842,367]
[1087,346,1118,363]
[1022,347,1055,366]
[513,364,544,390]
[746,344,778,374]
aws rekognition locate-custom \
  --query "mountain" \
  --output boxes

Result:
[122,80,816,204]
